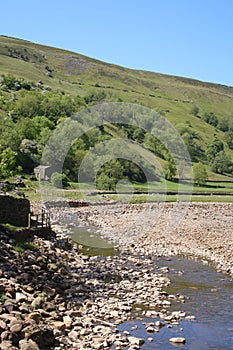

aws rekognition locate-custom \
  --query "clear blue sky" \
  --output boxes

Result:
[1,0,233,86]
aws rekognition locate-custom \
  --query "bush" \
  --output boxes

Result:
[193,162,208,186]
[203,112,218,127]
[51,172,69,188]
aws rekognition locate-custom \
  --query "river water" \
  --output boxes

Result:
[71,226,233,350]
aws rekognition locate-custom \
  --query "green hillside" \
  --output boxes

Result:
[0,35,232,188]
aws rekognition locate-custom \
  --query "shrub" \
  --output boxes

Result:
[51,172,69,188]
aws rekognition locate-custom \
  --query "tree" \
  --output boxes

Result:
[191,105,199,117]
[133,128,146,143]
[144,133,165,158]
[211,151,232,174]
[225,131,233,149]
[163,157,177,181]
[17,139,39,173]
[193,162,208,186]
[218,117,229,132]
[1,74,17,90]
[13,92,42,118]
[206,137,224,163]
[203,112,218,127]
[51,172,69,188]
[96,159,124,190]
[0,148,18,179]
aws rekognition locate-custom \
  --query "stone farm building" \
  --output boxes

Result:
[34,165,53,181]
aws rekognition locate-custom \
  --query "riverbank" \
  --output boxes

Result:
[0,223,195,349]
[50,202,233,275]
[1,201,231,349]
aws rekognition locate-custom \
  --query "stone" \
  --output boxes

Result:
[68,330,79,340]
[43,301,56,312]
[169,337,186,344]
[63,315,72,328]
[15,292,28,302]
[10,320,23,333]
[110,310,119,317]
[0,340,16,350]
[43,286,56,297]
[155,321,164,327]
[146,326,154,333]
[0,320,7,332]
[51,321,66,331]
[128,336,144,346]
[22,325,55,347]
[185,315,196,320]
[27,313,41,324]
[19,339,40,350]
[1,330,12,341]
[31,297,43,309]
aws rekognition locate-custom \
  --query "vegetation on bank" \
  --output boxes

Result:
[0,36,232,197]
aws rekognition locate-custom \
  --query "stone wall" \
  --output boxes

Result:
[0,194,30,227]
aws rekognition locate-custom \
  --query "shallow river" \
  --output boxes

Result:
[71,226,233,350]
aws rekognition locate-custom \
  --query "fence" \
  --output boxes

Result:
[28,209,51,229]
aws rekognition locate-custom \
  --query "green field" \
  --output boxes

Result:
[20,177,233,203]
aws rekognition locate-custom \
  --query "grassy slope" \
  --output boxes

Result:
[0,35,233,177]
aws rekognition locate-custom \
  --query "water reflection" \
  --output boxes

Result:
[71,226,116,256]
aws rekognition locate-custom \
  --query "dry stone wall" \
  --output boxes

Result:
[0,194,30,226]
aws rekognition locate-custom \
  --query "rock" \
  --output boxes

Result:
[1,330,12,341]
[155,321,164,327]
[43,286,56,297]
[43,301,56,312]
[27,313,41,324]
[22,325,55,347]
[146,326,154,333]
[51,321,66,331]
[68,330,79,340]
[10,319,23,333]
[128,336,144,346]
[31,297,43,309]
[0,340,16,350]
[63,315,72,328]
[131,325,138,330]
[15,292,28,303]
[169,337,186,344]
[19,339,40,350]
[162,300,171,306]
[185,315,196,320]
[110,310,119,317]
[0,320,7,332]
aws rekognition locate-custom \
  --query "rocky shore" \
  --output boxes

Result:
[0,222,194,349]
[0,201,231,349]
[60,202,232,274]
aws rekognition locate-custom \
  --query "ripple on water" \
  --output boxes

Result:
[70,226,233,349]
[117,257,233,350]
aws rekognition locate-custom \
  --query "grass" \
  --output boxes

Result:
[1,223,25,231]
[12,245,25,254]
[12,241,39,254]
[18,177,233,202]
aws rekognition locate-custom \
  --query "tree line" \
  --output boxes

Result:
[0,74,232,189]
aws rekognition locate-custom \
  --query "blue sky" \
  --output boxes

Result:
[1,0,233,86]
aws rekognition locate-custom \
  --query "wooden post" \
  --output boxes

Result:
[28,213,31,228]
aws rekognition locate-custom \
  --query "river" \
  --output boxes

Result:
[71,226,233,349]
